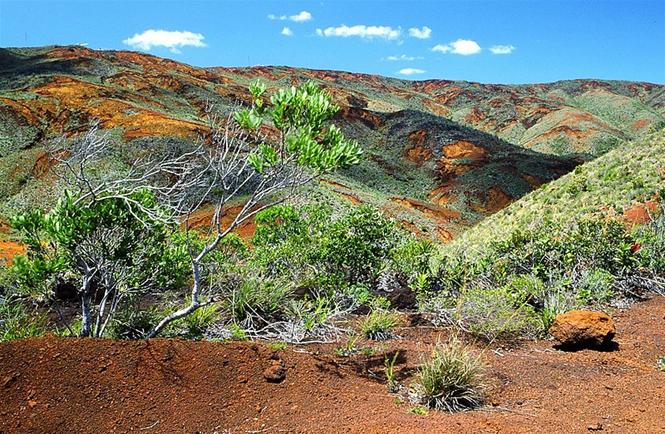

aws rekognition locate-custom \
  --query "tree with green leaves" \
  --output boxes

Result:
[11,81,360,338]
[11,190,182,337]
[147,80,362,337]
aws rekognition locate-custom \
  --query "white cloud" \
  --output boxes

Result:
[408,26,431,39]
[290,11,312,22]
[123,29,206,53]
[432,39,481,55]
[316,25,401,40]
[281,27,293,37]
[398,68,426,75]
[385,54,422,61]
[268,10,312,22]
[490,44,515,54]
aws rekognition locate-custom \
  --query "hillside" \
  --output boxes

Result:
[449,129,665,253]
[0,45,663,240]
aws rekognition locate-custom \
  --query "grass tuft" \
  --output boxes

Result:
[412,335,486,412]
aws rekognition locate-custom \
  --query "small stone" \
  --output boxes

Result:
[262,359,287,383]
[587,422,603,431]
[549,310,616,350]
[238,375,248,384]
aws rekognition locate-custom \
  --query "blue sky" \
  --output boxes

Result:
[1,0,664,84]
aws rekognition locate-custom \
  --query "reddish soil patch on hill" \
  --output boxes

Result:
[1,297,664,433]
[185,204,257,240]
[404,130,432,166]
[470,186,515,214]
[623,200,659,226]
[0,240,25,266]
[438,140,488,182]
[391,197,461,221]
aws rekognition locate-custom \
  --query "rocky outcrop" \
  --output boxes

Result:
[549,310,616,350]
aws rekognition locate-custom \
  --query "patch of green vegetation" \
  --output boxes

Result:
[408,406,429,416]
[359,310,402,340]
[452,130,665,253]
[657,356,665,372]
[0,296,46,342]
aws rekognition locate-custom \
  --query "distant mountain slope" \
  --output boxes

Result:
[448,130,665,252]
[217,65,665,156]
[0,45,660,240]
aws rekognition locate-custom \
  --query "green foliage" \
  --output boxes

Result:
[657,356,665,372]
[235,80,362,173]
[171,303,221,340]
[335,333,361,357]
[225,276,292,322]
[359,309,401,340]
[0,297,46,341]
[384,351,400,392]
[11,190,184,295]
[413,336,486,412]
[457,287,543,341]
[268,341,288,351]
[109,308,162,340]
[408,406,429,416]
[635,205,665,274]
[576,268,615,304]
[322,205,401,285]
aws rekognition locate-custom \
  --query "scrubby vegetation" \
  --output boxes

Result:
[0,50,664,418]
[419,130,665,341]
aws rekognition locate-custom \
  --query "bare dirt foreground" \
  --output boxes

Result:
[1,297,664,434]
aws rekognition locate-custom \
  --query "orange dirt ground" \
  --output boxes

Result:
[1,297,663,433]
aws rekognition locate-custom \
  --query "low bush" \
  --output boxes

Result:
[412,336,486,411]
[457,287,543,341]
[0,296,46,341]
[109,308,162,340]
[359,309,401,340]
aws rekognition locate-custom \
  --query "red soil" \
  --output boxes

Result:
[185,204,257,240]
[1,297,664,433]
[623,200,659,226]
[405,130,432,166]
[0,240,25,266]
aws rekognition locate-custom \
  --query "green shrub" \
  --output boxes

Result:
[413,336,486,411]
[322,205,400,285]
[0,297,46,341]
[540,289,578,330]
[110,308,162,340]
[225,276,292,322]
[359,309,401,340]
[576,268,615,304]
[457,287,543,341]
[657,356,665,372]
[172,303,221,340]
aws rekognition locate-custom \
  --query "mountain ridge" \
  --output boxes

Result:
[0,45,662,240]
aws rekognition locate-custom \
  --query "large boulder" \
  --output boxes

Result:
[549,310,616,350]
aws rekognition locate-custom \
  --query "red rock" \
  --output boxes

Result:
[549,310,616,349]
[263,359,287,383]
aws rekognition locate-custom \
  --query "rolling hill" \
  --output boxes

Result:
[1,45,663,240]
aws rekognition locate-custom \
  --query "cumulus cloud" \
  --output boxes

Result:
[268,10,312,22]
[281,27,293,36]
[398,68,426,75]
[316,25,401,40]
[490,44,515,54]
[123,29,206,53]
[408,26,431,39]
[432,39,481,55]
[385,54,423,61]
